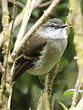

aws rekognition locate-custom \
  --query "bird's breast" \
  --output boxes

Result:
[27,38,67,75]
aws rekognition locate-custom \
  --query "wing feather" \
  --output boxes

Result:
[14,34,47,80]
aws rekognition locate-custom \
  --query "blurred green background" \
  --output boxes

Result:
[0,0,83,110]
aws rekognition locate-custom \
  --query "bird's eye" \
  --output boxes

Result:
[49,24,60,29]
[55,25,60,29]
[48,23,56,27]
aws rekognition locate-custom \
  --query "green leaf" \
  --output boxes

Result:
[64,89,74,95]
[59,101,69,110]
[64,89,83,96]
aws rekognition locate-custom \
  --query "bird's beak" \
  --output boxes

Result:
[60,24,68,28]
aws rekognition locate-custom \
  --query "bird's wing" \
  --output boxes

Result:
[14,34,47,81]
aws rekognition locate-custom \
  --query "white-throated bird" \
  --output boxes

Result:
[15,18,68,80]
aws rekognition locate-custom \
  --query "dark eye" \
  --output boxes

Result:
[48,23,56,27]
[48,23,60,29]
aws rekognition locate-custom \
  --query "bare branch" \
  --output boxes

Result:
[9,10,23,31]
[2,0,8,12]
[9,0,44,31]
[0,0,44,48]
[69,0,83,108]
[71,70,81,107]
[66,9,72,35]
[8,0,24,8]
[0,32,6,48]
[38,1,52,7]
[2,0,9,29]
[37,64,59,110]
[76,96,83,109]
[2,0,10,62]
[0,0,24,8]
[0,62,4,73]
[34,0,44,8]
[14,0,36,50]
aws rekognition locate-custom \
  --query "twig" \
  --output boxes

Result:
[10,60,16,79]
[76,96,83,109]
[12,0,60,60]
[14,0,36,50]
[2,0,9,31]
[0,0,24,8]
[2,0,9,54]
[66,9,72,35]
[9,10,24,31]
[9,0,44,32]
[71,71,81,107]
[8,1,16,53]
[2,0,9,76]
[0,62,4,73]
[0,0,12,110]
[34,0,44,8]
[0,32,5,48]
[38,1,52,7]
[44,65,59,95]
[37,65,59,110]
[69,0,83,108]
[0,0,44,48]
[8,0,24,8]
[2,0,8,13]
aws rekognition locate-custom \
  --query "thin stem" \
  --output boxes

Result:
[14,0,36,50]
[0,62,4,73]
[8,0,16,54]
[38,1,52,7]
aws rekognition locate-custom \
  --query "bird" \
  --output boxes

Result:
[14,18,68,80]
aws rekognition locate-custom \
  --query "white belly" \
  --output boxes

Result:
[27,38,67,75]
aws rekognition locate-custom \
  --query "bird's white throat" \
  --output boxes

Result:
[39,28,67,39]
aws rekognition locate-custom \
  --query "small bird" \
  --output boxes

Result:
[15,18,68,80]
